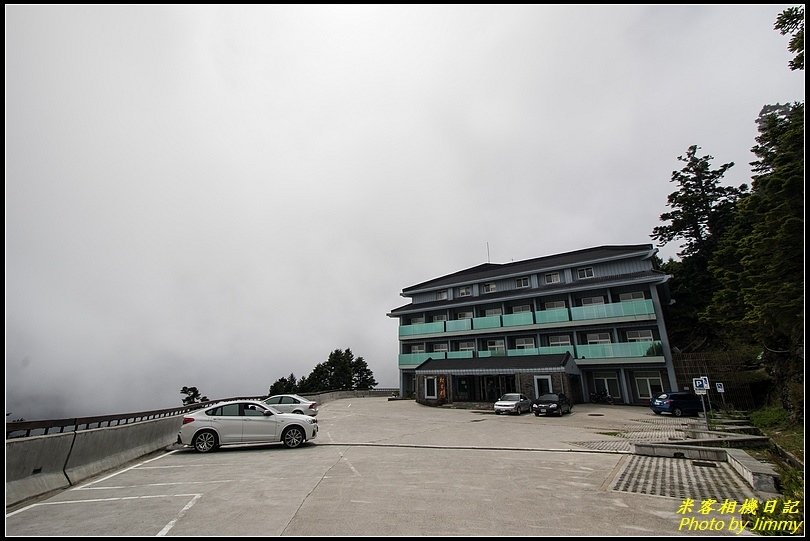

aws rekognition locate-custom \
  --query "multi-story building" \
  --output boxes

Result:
[387,244,678,406]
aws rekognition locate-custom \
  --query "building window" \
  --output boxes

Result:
[515,277,530,288]
[635,372,663,400]
[486,339,505,351]
[581,296,604,305]
[577,267,595,279]
[436,290,448,301]
[626,330,654,342]
[432,314,448,322]
[549,335,571,346]
[512,305,531,313]
[544,300,566,310]
[425,377,437,399]
[456,311,473,320]
[484,308,502,316]
[410,316,425,324]
[432,343,448,353]
[458,286,472,297]
[411,344,426,353]
[619,291,645,301]
[483,282,497,294]
[586,333,611,344]
[545,272,561,284]
[515,337,535,349]
[458,341,476,351]
[593,372,621,398]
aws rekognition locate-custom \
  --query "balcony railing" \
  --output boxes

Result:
[575,341,663,359]
[399,321,445,337]
[446,319,472,332]
[472,315,501,330]
[398,352,446,365]
[570,299,654,321]
[534,308,570,324]
[502,312,534,327]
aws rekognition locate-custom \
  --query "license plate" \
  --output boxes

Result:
[540,408,547,413]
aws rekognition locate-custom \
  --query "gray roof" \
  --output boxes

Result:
[413,353,571,374]
[402,244,654,293]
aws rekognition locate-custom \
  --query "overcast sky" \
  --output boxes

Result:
[6,6,804,420]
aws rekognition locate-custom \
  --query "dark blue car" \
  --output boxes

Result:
[650,391,702,417]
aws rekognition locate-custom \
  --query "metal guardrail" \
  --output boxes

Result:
[5,389,399,439]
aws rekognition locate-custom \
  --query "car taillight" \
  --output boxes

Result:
[665,400,672,404]
[182,417,195,425]
[309,403,317,409]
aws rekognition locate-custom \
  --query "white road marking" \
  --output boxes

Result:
[350,500,372,504]
[6,493,198,518]
[73,450,179,490]
[157,493,202,536]
[80,480,233,490]
[338,451,361,477]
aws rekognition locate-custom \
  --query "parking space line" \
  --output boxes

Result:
[157,494,202,536]
[6,493,198,518]
[79,480,234,490]
[73,450,179,490]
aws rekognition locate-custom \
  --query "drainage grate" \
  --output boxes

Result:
[610,455,756,500]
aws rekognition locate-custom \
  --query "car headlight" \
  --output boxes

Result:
[549,404,558,408]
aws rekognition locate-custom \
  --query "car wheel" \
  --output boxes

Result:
[193,430,218,453]
[534,412,540,417]
[282,426,305,449]
[292,410,303,415]
[653,410,662,415]
[673,407,683,417]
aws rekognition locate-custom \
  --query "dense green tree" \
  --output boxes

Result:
[775,6,804,71]
[294,348,377,393]
[352,356,378,390]
[268,373,298,396]
[180,386,209,406]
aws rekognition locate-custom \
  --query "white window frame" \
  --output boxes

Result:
[512,305,531,313]
[626,330,654,342]
[549,335,571,346]
[577,267,595,279]
[458,286,472,297]
[410,316,425,324]
[411,344,426,353]
[581,296,605,305]
[486,339,505,351]
[432,314,448,322]
[436,290,448,301]
[458,341,476,351]
[484,308,502,316]
[515,277,530,289]
[619,291,645,301]
[482,282,497,294]
[544,272,561,284]
[586,333,611,344]
[456,311,473,320]
[425,377,437,399]
[432,343,448,353]
[544,300,566,309]
[515,337,535,349]
[534,375,553,397]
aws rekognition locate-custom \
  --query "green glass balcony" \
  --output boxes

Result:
[536,345,576,356]
[502,312,534,327]
[507,347,539,356]
[398,351,447,366]
[446,319,472,332]
[575,341,662,359]
[478,349,507,358]
[398,321,445,337]
[447,350,474,359]
[570,300,655,321]
[472,315,502,330]
[534,308,570,324]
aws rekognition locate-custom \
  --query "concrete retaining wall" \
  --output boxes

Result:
[5,433,75,507]
[64,416,182,484]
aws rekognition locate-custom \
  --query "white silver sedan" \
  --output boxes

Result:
[263,394,319,416]
[178,400,318,452]
[494,393,532,415]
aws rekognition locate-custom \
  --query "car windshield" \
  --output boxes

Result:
[500,394,521,401]
[538,394,559,401]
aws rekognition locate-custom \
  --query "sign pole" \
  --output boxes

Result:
[700,395,709,431]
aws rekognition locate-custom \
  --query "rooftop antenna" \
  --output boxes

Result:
[486,242,490,263]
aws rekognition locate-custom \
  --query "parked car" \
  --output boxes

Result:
[532,393,572,416]
[650,391,702,417]
[178,400,318,452]
[494,393,532,415]
[263,394,319,416]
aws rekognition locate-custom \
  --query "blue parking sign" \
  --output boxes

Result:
[693,377,705,390]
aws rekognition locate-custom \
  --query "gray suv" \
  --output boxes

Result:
[650,391,702,417]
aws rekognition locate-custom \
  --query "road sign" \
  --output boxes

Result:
[716,382,725,393]
[693,377,707,395]
[701,376,710,388]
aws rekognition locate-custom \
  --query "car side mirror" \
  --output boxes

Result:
[263,410,273,416]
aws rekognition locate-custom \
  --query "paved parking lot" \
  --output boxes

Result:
[6,398,758,536]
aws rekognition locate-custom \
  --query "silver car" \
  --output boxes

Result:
[263,394,319,416]
[494,393,532,415]
[178,400,318,452]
